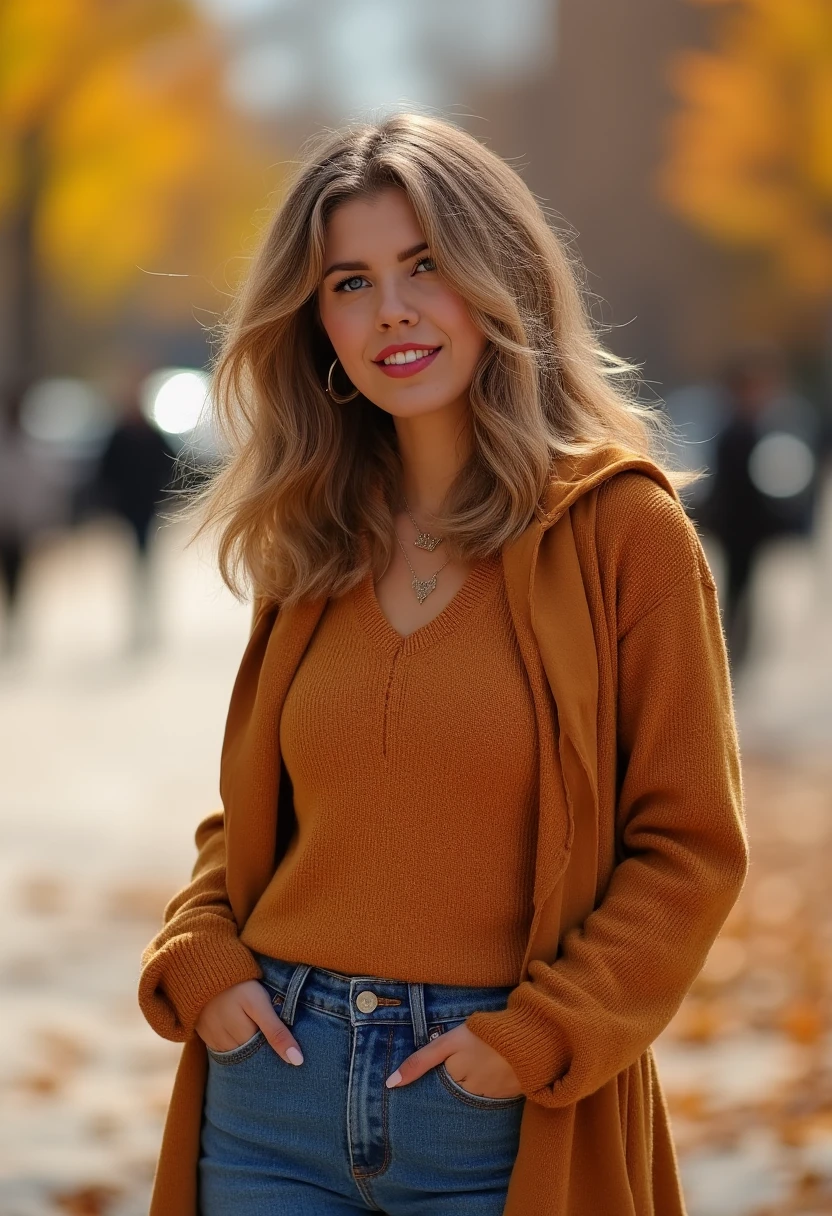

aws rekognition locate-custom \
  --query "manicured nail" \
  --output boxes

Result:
[286,1046,304,1065]
[385,1070,402,1088]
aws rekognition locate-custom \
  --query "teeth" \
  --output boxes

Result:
[383,348,435,366]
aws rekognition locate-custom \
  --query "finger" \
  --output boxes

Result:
[386,1040,444,1088]
[245,989,304,1066]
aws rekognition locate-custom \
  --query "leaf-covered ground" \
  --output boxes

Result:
[654,754,832,1216]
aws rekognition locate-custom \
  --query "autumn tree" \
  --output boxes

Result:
[0,0,270,380]
[657,0,832,310]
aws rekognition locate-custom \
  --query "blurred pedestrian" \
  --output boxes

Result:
[0,380,63,657]
[703,342,822,672]
[91,381,175,652]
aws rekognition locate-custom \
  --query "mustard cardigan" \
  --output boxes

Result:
[139,442,749,1215]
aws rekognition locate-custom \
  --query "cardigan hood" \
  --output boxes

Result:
[536,441,679,525]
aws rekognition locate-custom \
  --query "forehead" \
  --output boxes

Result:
[323,187,423,254]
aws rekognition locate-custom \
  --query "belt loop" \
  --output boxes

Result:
[408,981,428,1050]
[280,963,313,1026]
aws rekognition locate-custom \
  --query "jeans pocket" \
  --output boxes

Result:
[428,1020,526,1110]
[206,1027,266,1065]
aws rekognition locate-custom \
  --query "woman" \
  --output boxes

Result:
[139,113,748,1215]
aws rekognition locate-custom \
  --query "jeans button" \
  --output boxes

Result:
[355,990,379,1013]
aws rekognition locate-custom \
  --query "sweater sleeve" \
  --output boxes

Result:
[137,810,264,1041]
[464,568,750,1107]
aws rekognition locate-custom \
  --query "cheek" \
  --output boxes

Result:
[444,299,487,372]
[318,296,364,364]
[318,309,343,354]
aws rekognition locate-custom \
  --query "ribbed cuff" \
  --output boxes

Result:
[464,1002,570,1097]
[138,931,264,1042]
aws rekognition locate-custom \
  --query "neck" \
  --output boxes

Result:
[393,395,472,519]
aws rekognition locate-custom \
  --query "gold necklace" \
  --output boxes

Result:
[402,496,445,552]
[394,530,452,603]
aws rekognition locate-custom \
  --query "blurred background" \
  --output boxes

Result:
[1,1,832,1213]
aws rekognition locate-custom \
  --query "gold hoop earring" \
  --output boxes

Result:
[326,358,359,403]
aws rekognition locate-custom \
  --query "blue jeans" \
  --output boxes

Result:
[198,951,526,1214]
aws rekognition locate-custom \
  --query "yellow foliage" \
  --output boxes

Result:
[0,0,272,312]
[0,0,88,129]
[38,44,206,301]
[803,70,832,196]
[658,0,832,298]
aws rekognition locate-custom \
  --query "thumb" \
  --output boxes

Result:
[245,986,305,1066]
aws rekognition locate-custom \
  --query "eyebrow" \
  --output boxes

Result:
[322,241,429,279]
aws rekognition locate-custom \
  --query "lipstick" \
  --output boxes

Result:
[374,343,441,379]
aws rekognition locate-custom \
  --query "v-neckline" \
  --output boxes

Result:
[353,551,502,656]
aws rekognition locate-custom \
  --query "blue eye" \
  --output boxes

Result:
[334,274,368,293]
[332,256,435,293]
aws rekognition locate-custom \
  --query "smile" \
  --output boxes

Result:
[375,347,441,378]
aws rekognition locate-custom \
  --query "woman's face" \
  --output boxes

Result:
[316,187,488,421]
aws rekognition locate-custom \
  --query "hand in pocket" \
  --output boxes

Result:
[195,979,304,1065]
[386,1021,523,1099]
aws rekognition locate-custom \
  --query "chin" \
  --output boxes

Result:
[373,390,464,420]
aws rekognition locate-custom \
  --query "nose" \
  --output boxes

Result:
[375,278,419,331]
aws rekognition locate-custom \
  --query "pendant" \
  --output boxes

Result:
[413,531,444,552]
[412,574,437,603]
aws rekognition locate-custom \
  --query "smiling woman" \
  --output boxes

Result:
[171,110,693,611]
[139,111,747,1216]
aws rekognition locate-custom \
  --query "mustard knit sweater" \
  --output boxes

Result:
[240,549,542,985]
[138,466,749,1118]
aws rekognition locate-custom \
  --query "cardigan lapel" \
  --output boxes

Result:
[504,447,682,978]
[501,508,600,980]
[220,594,328,928]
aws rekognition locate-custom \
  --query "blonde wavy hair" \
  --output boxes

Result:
[179,110,702,609]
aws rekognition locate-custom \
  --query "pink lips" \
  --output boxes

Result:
[375,348,441,378]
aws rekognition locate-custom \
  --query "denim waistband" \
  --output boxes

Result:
[251,951,517,1029]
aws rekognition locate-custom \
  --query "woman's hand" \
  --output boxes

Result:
[195,979,304,1065]
[386,1022,523,1099]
